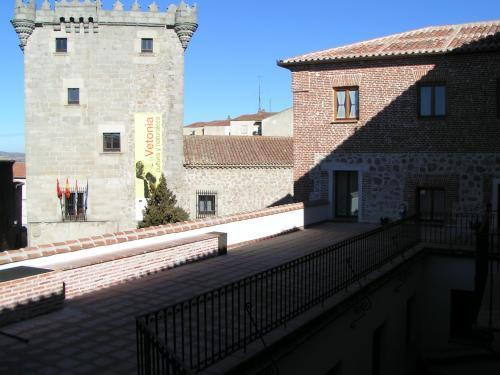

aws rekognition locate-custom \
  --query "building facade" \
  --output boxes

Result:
[279,21,500,223]
[183,136,294,218]
[261,107,293,137]
[12,0,197,245]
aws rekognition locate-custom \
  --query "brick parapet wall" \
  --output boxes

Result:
[0,270,64,326]
[0,201,326,266]
[0,233,221,326]
[58,234,219,298]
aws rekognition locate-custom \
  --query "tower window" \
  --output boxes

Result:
[103,133,121,153]
[68,88,80,105]
[56,38,67,53]
[141,38,154,53]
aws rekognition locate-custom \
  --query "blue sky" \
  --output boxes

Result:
[1,0,499,152]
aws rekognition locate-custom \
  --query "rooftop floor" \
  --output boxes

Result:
[0,222,376,374]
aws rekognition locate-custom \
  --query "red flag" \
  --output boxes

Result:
[65,178,70,199]
[56,179,62,199]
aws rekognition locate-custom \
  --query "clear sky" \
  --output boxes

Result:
[0,0,499,152]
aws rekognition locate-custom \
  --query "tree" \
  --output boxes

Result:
[139,174,189,228]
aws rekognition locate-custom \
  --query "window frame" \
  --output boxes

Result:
[333,86,359,122]
[55,38,67,53]
[416,186,446,221]
[197,192,217,219]
[141,38,154,54]
[103,132,121,153]
[417,82,447,118]
[64,191,86,221]
[67,88,80,105]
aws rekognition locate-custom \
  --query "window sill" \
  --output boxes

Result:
[54,52,68,56]
[100,151,125,155]
[331,119,359,124]
[65,104,81,107]
[139,52,156,57]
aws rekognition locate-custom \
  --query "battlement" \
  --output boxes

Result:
[12,0,198,51]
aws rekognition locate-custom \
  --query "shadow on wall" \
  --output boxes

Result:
[0,284,65,328]
[283,32,500,222]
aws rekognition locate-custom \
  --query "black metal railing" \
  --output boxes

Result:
[419,211,498,247]
[136,217,420,374]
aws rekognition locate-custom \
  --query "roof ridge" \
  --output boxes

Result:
[279,19,500,65]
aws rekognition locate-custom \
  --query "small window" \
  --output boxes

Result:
[64,191,86,221]
[141,38,153,53]
[419,83,446,117]
[197,191,216,219]
[417,187,445,221]
[103,133,121,153]
[68,88,80,105]
[334,87,359,121]
[56,38,67,53]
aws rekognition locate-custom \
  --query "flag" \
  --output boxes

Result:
[65,178,70,200]
[75,180,78,216]
[56,179,62,199]
[84,180,89,212]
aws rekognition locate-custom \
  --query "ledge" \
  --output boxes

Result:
[0,200,328,266]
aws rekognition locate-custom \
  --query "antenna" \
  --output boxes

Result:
[257,75,263,112]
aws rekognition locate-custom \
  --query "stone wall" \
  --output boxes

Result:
[18,2,195,245]
[313,152,500,222]
[183,167,294,218]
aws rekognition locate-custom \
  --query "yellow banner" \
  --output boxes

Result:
[135,113,162,201]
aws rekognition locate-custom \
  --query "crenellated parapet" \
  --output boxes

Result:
[11,0,198,52]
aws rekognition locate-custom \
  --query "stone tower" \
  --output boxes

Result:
[12,0,197,245]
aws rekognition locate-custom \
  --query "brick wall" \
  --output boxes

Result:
[289,53,500,202]
[286,53,500,220]
[0,270,64,326]
[0,233,221,326]
[58,234,220,298]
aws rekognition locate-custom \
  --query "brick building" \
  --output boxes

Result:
[279,21,500,223]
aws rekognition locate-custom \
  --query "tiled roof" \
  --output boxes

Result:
[13,161,25,179]
[183,136,293,167]
[185,119,231,128]
[232,111,277,122]
[279,20,500,66]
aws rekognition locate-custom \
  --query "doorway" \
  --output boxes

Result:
[334,171,359,220]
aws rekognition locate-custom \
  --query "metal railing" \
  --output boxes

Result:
[419,211,498,247]
[136,217,420,374]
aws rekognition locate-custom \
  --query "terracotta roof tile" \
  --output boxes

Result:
[185,119,231,128]
[183,136,293,167]
[232,112,277,121]
[279,20,500,66]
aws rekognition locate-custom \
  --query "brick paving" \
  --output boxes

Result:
[0,222,375,374]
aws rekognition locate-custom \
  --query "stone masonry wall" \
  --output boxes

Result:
[312,152,500,222]
[288,52,500,216]
[183,167,294,218]
[24,20,185,245]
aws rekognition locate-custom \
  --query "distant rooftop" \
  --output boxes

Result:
[183,135,293,167]
[279,20,500,66]
[185,111,277,128]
